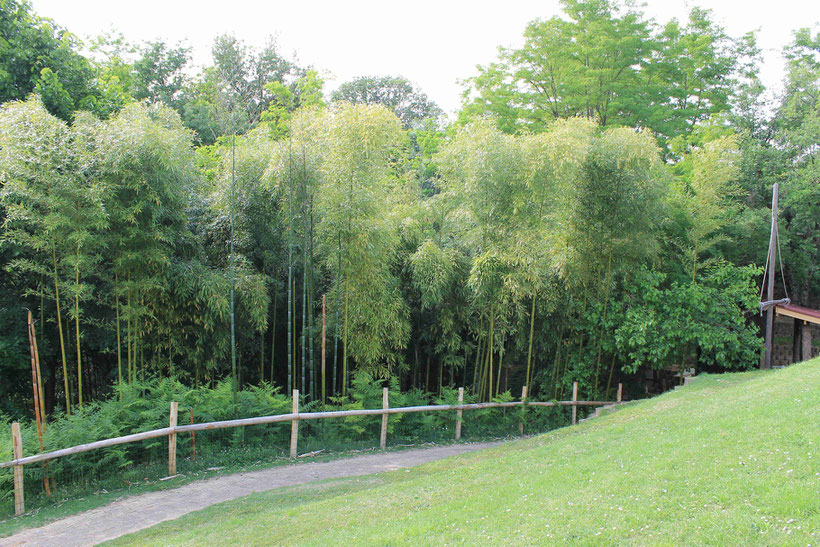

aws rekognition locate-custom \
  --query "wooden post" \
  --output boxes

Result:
[571,381,578,425]
[519,386,528,435]
[12,422,24,515]
[380,387,389,449]
[189,407,197,461]
[763,182,779,370]
[290,390,299,458]
[168,401,178,476]
[617,383,623,403]
[802,320,813,362]
[455,387,464,441]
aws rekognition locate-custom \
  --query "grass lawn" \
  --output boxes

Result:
[111,358,819,546]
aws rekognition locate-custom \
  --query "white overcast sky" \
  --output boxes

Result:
[29,0,820,115]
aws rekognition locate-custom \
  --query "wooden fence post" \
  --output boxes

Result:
[189,407,197,461]
[380,387,389,449]
[617,383,623,403]
[520,386,528,435]
[571,381,578,425]
[455,387,464,441]
[168,401,178,476]
[290,390,299,458]
[12,422,24,515]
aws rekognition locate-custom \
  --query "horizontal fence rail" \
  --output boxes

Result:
[2,382,623,515]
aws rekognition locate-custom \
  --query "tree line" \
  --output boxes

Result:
[0,0,817,418]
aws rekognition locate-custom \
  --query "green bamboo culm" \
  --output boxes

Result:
[525,294,536,390]
[270,288,277,386]
[229,132,238,408]
[53,247,71,415]
[115,273,122,399]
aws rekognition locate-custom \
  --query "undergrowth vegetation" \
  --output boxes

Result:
[0,372,567,520]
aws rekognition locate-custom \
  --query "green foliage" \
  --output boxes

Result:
[613,264,761,373]
[0,6,815,458]
[331,75,443,129]
[0,0,95,118]
[461,0,750,148]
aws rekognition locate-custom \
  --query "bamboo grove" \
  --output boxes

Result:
[1,0,818,420]
[0,96,763,415]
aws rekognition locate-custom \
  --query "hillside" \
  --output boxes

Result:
[113,360,819,545]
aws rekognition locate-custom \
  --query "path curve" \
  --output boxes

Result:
[1,441,504,547]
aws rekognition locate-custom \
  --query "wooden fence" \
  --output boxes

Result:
[1,382,623,515]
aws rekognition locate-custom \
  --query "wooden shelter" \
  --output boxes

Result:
[775,304,819,364]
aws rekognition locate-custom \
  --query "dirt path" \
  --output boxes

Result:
[1,441,504,547]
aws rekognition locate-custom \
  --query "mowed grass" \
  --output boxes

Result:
[112,359,819,546]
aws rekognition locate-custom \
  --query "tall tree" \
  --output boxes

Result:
[461,0,747,148]
[133,40,191,110]
[0,0,95,119]
[332,76,443,129]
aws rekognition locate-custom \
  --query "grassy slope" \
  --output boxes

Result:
[113,360,819,546]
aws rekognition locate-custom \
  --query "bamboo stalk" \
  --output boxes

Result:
[301,246,307,396]
[74,254,83,409]
[322,294,326,403]
[53,247,70,414]
[115,273,122,392]
[496,339,504,398]
[520,386,528,436]
[27,312,44,442]
[127,280,132,383]
[526,294,536,390]
[342,279,348,397]
[487,305,494,401]
[27,311,51,495]
[270,288,277,387]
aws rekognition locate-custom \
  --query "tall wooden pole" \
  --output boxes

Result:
[763,183,779,370]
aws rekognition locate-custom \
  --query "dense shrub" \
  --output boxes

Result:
[0,372,569,517]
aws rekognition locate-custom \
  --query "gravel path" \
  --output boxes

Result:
[1,441,504,547]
